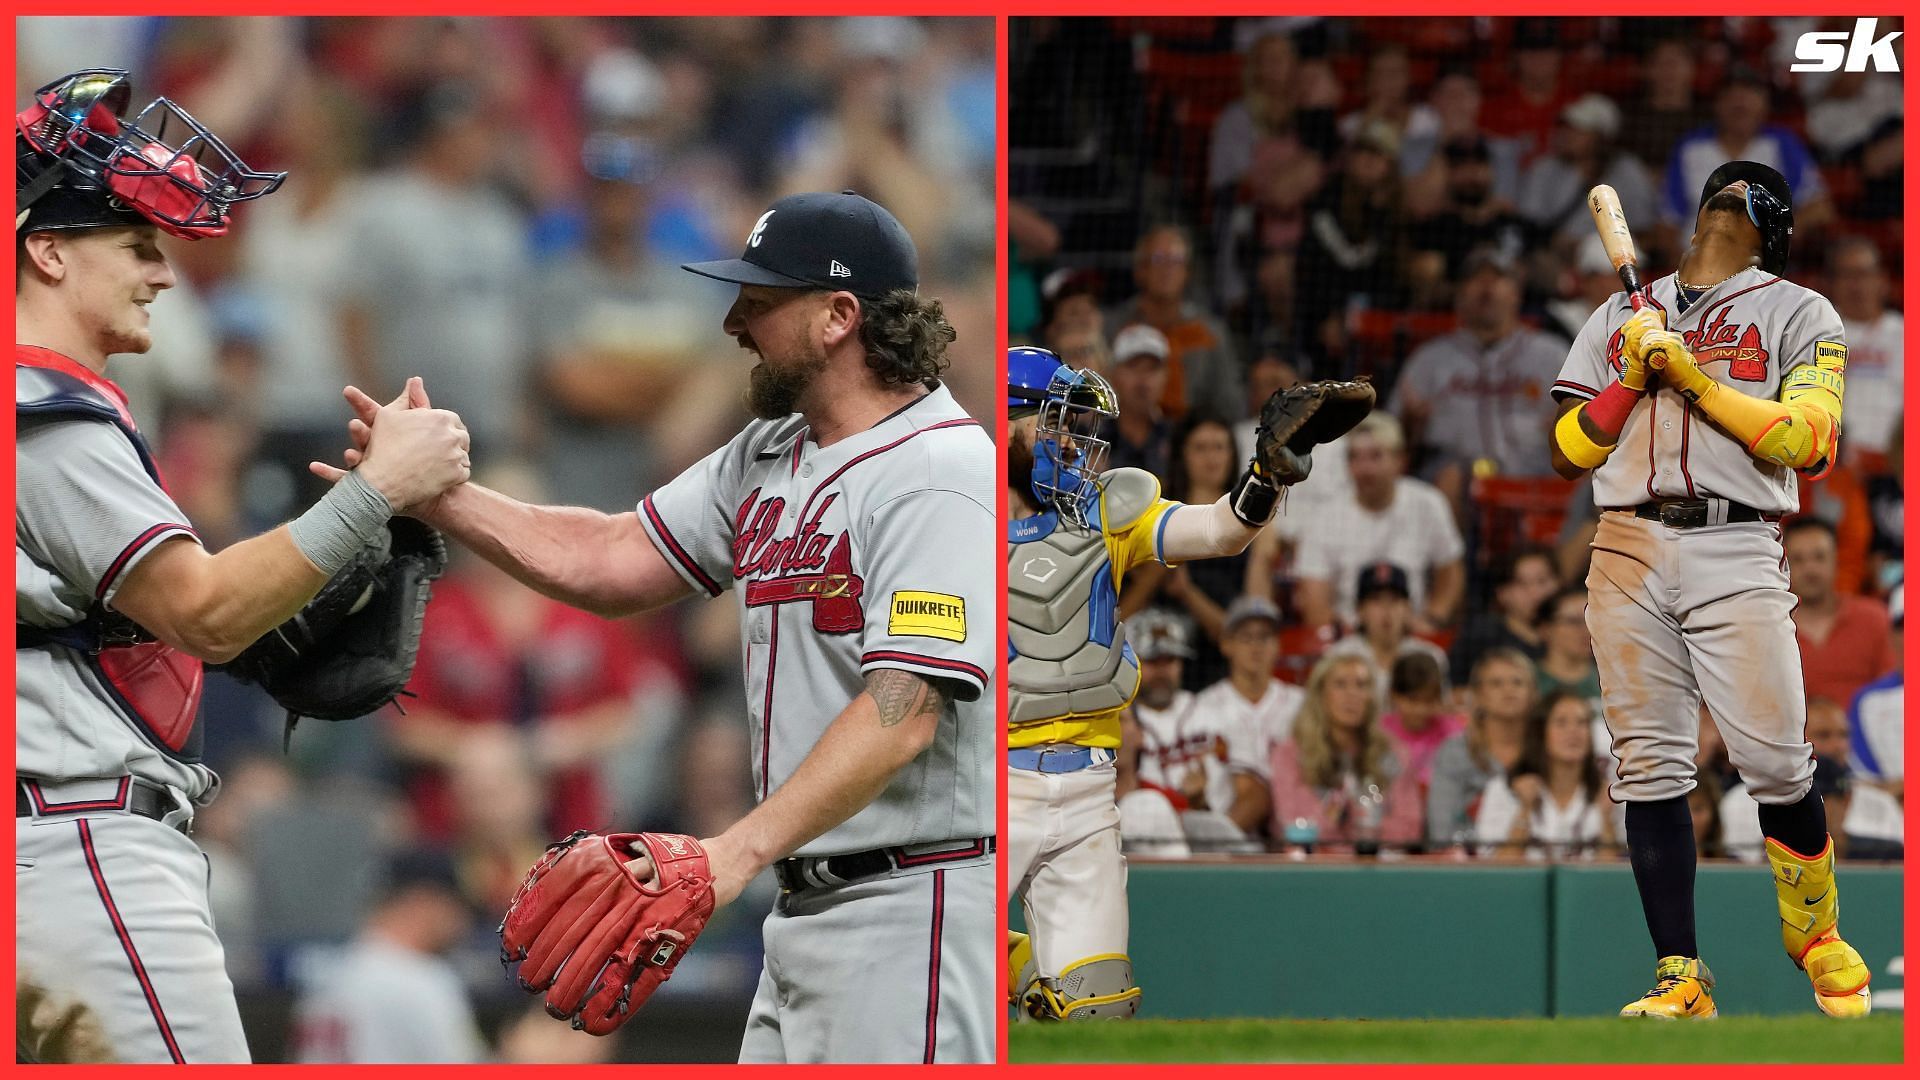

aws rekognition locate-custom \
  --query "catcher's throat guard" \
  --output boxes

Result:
[17,68,285,240]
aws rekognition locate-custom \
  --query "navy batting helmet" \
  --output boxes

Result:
[1697,160,1793,276]
[16,69,285,241]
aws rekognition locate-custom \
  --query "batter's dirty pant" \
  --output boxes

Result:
[16,808,250,1063]
[1007,760,1132,1001]
[738,855,993,1063]
[1585,511,1815,806]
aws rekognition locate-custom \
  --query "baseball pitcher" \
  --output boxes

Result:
[1550,161,1869,1018]
[323,192,997,1062]
[15,69,468,1063]
[1005,346,1371,1020]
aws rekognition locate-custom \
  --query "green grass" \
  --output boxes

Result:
[1009,1015,1906,1063]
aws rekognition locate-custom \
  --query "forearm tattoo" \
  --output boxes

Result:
[865,669,952,728]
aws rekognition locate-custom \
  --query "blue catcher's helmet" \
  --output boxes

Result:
[1006,347,1118,527]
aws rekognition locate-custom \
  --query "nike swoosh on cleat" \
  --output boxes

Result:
[1683,992,1699,1009]
[1802,886,1831,906]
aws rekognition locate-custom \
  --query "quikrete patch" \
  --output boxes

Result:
[1814,340,1848,369]
[889,591,966,642]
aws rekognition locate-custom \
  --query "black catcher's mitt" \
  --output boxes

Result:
[216,518,447,733]
[1252,377,1377,486]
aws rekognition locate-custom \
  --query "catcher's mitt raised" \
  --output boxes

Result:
[214,518,446,735]
[1229,377,1377,526]
[1254,377,1377,486]
[500,830,716,1035]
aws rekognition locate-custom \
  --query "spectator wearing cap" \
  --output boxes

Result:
[1786,518,1898,708]
[1293,412,1466,634]
[1379,651,1467,790]
[1392,245,1567,513]
[1269,651,1424,852]
[1406,135,1528,306]
[1827,237,1904,467]
[1448,545,1556,686]
[1154,601,1296,840]
[1324,561,1451,705]
[339,78,534,460]
[1294,117,1409,362]
[532,76,738,509]
[1105,324,1176,478]
[1105,224,1241,422]
[1847,584,1902,792]
[1118,609,1266,854]
[1720,700,1903,862]
[1661,67,1835,236]
[290,849,488,1063]
[1038,268,1106,357]
[1515,93,1658,252]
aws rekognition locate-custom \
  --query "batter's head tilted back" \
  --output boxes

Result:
[1006,346,1118,527]
[16,68,285,241]
[1697,159,1793,276]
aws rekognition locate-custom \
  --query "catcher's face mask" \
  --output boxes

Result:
[1032,366,1118,527]
[17,68,286,240]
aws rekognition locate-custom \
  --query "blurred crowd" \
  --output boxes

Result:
[1009,16,1903,863]
[19,14,993,1063]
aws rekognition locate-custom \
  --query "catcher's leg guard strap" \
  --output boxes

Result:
[1228,466,1281,527]
[1024,955,1141,1021]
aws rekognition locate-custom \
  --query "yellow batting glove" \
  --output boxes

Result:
[1620,308,1665,362]
[1640,330,1714,403]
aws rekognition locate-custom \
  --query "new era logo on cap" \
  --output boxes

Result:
[682,191,916,298]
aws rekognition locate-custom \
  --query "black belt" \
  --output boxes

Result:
[1613,499,1777,529]
[17,778,174,825]
[773,837,994,894]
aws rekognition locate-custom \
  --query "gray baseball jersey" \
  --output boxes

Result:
[1390,327,1566,477]
[1557,269,1842,809]
[16,415,214,799]
[1553,268,1846,513]
[637,384,995,856]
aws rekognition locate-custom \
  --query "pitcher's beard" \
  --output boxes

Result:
[746,349,829,420]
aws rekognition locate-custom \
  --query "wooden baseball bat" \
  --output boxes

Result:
[1587,184,1646,312]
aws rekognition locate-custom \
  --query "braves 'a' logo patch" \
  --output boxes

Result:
[1692,321,1770,382]
[735,489,865,633]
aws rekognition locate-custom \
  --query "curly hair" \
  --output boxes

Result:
[1291,652,1398,791]
[858,288,954,389]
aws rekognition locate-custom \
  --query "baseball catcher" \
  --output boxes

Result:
[1006,346,1372,1020]
[15,68,470,1063]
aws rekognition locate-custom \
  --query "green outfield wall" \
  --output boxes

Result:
[1011,860,1903,1019]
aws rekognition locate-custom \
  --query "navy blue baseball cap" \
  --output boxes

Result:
[683,190,918,298]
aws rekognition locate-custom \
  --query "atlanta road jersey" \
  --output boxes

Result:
[15,362,214,800]
[639,385,995,856]
[1554,268,1846,512]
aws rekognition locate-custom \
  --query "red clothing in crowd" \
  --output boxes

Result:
[401,578,648,841]
[1795,595,1898,708]
[1378,710,1467,790]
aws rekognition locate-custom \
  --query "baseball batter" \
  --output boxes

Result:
[329,192,996,1062]
[15,69,472,1063]
[1005,347,1371,1020]
[1550,161,1869,1018]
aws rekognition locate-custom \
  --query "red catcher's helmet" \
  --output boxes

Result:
[16,68,285,241]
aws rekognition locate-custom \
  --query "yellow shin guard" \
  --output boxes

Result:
[1766,836,1871,1016]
